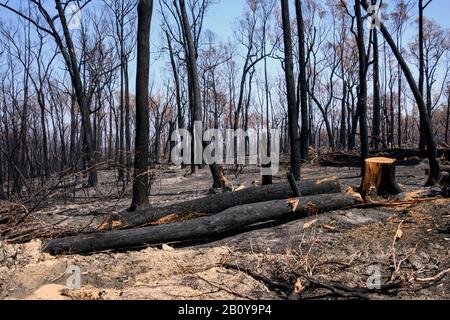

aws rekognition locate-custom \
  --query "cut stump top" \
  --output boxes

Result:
[365,157,396,164]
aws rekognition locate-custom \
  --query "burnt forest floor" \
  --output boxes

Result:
[0,162,449,300]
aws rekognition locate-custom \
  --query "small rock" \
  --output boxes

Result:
[161,244,175,252]
[407,256,425,271]
[428,187,442,197]
[395,193,408,201]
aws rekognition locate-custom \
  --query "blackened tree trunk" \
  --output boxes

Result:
[295,0,309,163]
[372,3,381,150]
[165,31,184,131]
[154,105,162,164]
[167,120,176,163]
[397,71,402,147]
[396,12,405,148]
[124,58,132,176]
[38,93,49,178]
[388,65,395,146]
[339,81,347,150]
[44,193,357,255]
[69,91,77,166]
[418,0,426,150]
[262,23,272,186]
[262,67,273,185]
[355,0,369,177]
[0,128,5,200]
[446,89,450,144]
[281,0,301,180]
[349,87,357,150]
[179,0,221,189]
[118,62,125,183]
[131,0,153,211]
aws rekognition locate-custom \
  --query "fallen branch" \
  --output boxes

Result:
[222,264,406,300]
[222,263,293,298]
[416,268,450,282]
[345,198,440,210]
[287,172,302,197]
[293,273,407,300]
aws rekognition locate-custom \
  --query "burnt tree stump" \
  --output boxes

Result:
[360,157,402,198]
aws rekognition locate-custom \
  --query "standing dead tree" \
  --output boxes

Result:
[0,46,5,200]
[295,0,309,163]
[418,0,429,150]
[177,0,222,189]
[354,0,369,176]
[281,0,301,180]
[130,0,154,211]
[371,0,381,150]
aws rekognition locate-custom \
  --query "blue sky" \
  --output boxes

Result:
[181,0,450,41]
[0,0,448,46]
[0,0,449,93]
[417,0,450,28]
[161,0,450,38]
[147,0,450,92]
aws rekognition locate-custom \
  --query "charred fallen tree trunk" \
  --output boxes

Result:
[107,177,341,229]
[43,192,358,255]
[378,148,450,161]
[319,153,363,168]
[319,149,450,168]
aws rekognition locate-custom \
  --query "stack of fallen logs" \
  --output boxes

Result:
[319,148,450,168]
[42,177,362,255]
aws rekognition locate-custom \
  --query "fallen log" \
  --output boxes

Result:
[319,148,450,168]
[375,148,450,161]
[319,151,422,168]
[43,192,358,255]
[106,177,341,230]
[319,152,362,168]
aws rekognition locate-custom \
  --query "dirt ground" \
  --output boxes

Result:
[0,163,449,300]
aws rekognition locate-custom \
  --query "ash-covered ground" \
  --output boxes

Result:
[0,163,449,300]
